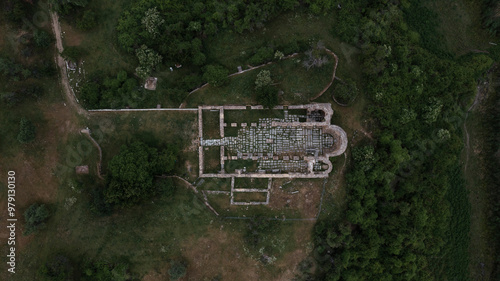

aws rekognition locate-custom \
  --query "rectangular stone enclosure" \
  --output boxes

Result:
[198,104,347,179]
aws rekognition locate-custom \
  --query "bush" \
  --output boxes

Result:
[24,203,49,235]
[248,47,274,65]
[33,29,52,48]
[17,117,36,144]
[168,261,186,281]
[202,65,229,87]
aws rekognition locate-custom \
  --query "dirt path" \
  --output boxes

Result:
[80,129,104,179]
[464,80,489,172]
[310,48,339,101]
[50,10,89,118]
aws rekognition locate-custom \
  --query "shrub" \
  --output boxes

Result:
[17,117,36,144]
[24,203,49,235]
[248,47,274,65]
[168,261,186,281]
[33,29,52,48]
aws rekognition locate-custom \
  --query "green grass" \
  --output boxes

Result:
[445,164,471,281]
[233,192,268,203]
[205,11,338,70]
[203,146,221,173]
[234,178,269,189]
[14,178,213,280]
[196,178,231,191]
[426,0,494,56]
[225,159,258,173]
[185,54,335,107]
[462,108,497,279]
[202,109,221,139]
[85,111,199,180]
[224,108,285,124]
[64,0,136,75]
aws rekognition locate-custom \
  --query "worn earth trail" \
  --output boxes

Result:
[49,10,89,118]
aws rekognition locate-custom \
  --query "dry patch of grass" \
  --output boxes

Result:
[269,179,324,218]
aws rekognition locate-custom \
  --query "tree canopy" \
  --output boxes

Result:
[105,141,177,206]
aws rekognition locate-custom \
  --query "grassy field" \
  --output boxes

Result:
[185,54,335,107]
[196,178,232,191]
[204,11,338,70]
[204,146,221,174]
[234,178,269,190]
[233,192,268,203]
[85,111,199,181]
[224,108,285,124]
[202,109,221,139]
[461,97,497,279]
[427,0,494,56]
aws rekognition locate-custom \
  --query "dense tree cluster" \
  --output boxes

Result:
[105,141,177,206]
[313,0,496,280]
[202,65,229,87]
[79,70,141,109]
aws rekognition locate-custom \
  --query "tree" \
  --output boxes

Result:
[249,47,274,65]
[33,29,52,48]
[135,45,162,78]
[202,65,229,87]
[24,203,50,235]
[105,141,177,206]
[257,85,278,109]
[255,70,272,89]
[169,261,187,280]
[17,117,36,143]
[142,7,164,38]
